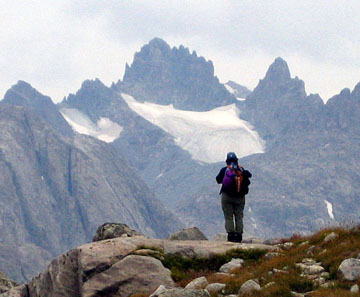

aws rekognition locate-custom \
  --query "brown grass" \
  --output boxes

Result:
[135,226,360,297]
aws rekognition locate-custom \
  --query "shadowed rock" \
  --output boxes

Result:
[168,227,208,241]
[92,223,142,242]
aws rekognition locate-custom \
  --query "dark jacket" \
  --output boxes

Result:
[216,166,252,197]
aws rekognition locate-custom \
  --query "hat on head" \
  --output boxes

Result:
[226,152,238,164]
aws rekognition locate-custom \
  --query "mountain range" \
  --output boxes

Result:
[1,37,359,282]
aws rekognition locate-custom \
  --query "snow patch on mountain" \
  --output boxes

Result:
[60,108,123,143]
[224,84,246,101]
[324,200,335,219]
[121,93,265,163]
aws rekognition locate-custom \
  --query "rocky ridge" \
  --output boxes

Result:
[2,225,360,297]
[117,38,236,111]
[1,235,275,297]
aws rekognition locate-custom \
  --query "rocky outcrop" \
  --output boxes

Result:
[92,223,142,242]
[117,38,236,111]
[168,227,208,241]
[0,272,17,294]
[2,236,276,297]
[244,57,324,141]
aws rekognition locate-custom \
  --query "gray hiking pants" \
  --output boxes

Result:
[221,192,245,233]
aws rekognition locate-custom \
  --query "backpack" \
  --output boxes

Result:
[219,165,251,196]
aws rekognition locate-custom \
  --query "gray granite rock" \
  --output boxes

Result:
[205,283,226,295]
[92,223,142,242]
[169,227,207,241]
[339,258,360,281]
[219,258,244,273]
[150,287,210,297]
[185,277,208,290]
[238,279,260,295]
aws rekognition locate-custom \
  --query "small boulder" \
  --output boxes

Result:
[323,232,338,243]
[351,284,359,293]
[185,277,208,290]
[168,227,208,241]
[219,258,244,273]
[92,222,141,242]
[283,242,294,249]
[339,258,360,281]
[205,283,226,295]
[150,287,210,297]
[304,265,325,275]
[264,252,281,260]
[238,279,260,295]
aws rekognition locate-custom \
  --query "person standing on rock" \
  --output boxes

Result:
[216,152,252,243]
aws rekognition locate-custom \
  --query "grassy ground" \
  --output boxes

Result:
[130,226,360,297]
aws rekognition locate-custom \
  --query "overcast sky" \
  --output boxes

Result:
[1,0,360,103]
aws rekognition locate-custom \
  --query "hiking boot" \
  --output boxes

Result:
[234,232,242,243]
[227,232,236,242]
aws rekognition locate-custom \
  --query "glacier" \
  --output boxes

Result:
[60,108,123,143]
[122,93,265,163]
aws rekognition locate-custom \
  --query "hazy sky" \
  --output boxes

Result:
[1,0,360,103]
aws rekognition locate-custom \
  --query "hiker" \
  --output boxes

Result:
[216,152,252,243]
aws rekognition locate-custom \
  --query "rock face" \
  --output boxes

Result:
[92,222,142,242]
[0,104,182,282]
[60,78,200,210]
[169,227,208,241]
[118,38,236,111]
[2,81,73,137]
[2,236,276,297]
[244,57,324,141]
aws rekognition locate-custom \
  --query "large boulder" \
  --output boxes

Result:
[168,227,208,241]
[81,255,174,297]
[92,223,142,242]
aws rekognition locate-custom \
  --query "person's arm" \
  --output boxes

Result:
[215,167,226,184]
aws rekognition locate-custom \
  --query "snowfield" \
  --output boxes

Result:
[122,94,265,163]
[60,108,123,143]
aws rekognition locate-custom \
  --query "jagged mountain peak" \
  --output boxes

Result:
[2,81,73,137]
[351,82,360,98]
[119,38,235,111]
[148,37,171,51]
[3,80,53,106]
[80,78,106,89]
[264,57,291,83]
